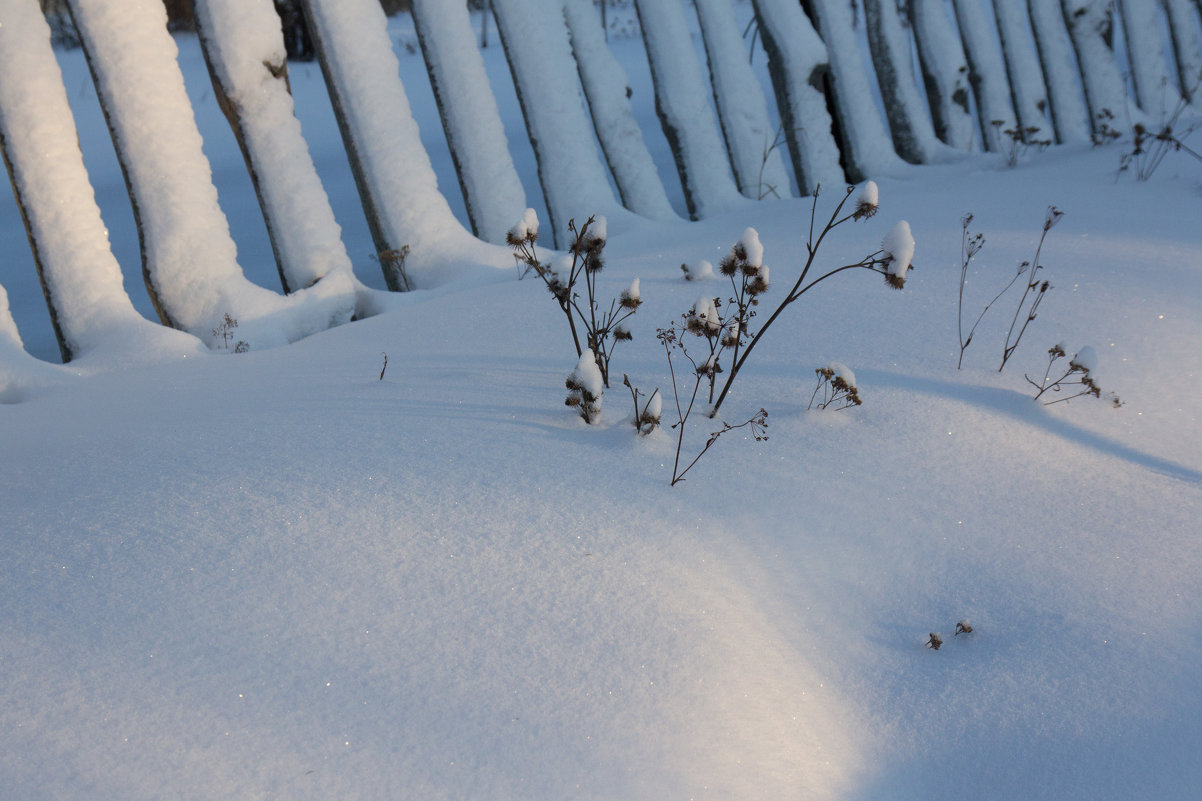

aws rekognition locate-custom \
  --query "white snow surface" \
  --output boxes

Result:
[3,7,1202,801]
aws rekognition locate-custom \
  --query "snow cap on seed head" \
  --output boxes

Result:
[508,208,539,245]
[854,180,879,220]
[881,221,914,289]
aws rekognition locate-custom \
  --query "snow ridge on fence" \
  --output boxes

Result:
[3,0,1201,371]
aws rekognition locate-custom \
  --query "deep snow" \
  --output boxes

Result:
[3,5,1202,801]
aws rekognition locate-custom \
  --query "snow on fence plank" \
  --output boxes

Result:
[863,0,943,163]
[562,0,678,222]
[301,0,511,287]
[0,0,206,365]
[634,0,747,219]
[748,0,845,194]
[993,0,1053,142]
[1118,0,1184,115]
[66,0,357,349]
[1027,0,1091,143]
[803,0,904,180]
[1061,0,1132,138]
[193,0,362,300]
[692,0,792,199]
[910,0,976,150]
[491,0,630,248]
[953,0,1017,153]
[410,0,527,245]
[1163,0,1202,103]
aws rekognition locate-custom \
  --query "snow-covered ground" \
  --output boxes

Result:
[3,5,1202,800]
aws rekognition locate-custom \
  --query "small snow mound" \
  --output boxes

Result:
[1070,345,1098,373]
[739,227,764,268]
[882,221,915,281]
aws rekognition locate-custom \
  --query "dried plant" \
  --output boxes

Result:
[991,120,1051,167]
[509,211,641,389]
[999,206,1063,373]
[1025,343,1121,406]
[1119,80,1202,181]
[623,374,661,436]
[808,363,863,411]
[708,182,910,417]
[375,245,412,292]
[657,326,768,486]
[210,313,247,352]
[565,349,604,424]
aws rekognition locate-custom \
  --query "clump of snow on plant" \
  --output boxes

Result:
[644,390,662,423]
[684,260,715,280]
[739,227,764,268]
[882,220,915,280]
[858,180,879,210]
[826,361,857,389]
[570,350,604,399]
[586,215,607,245]
[621,277,640,304]
[690,296,721,334]
[510,207,539,241]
